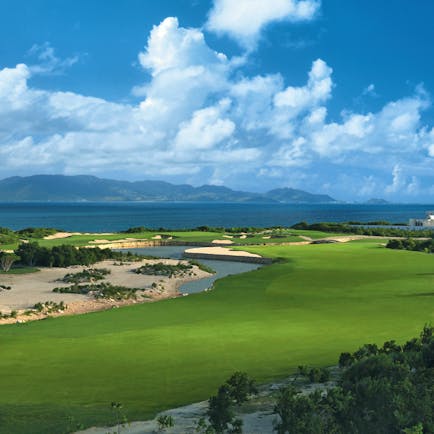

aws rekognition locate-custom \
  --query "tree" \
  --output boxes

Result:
[157,414,174,432]
[225,372,257,405]
[208,385,234,434]
[273,385,318,434]
[16,242,40,266]
[0,252,20,272]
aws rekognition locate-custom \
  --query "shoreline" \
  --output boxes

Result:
[0,259,211,325]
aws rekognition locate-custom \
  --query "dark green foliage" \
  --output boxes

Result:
[206,372,256,433]
[33,301,67,313]
[274,326,434,434]
[15,242,141,267]
[16,227,59,239]
[134,262,194,277]
[156,414,174,431]
[0,252,20,272]
[0,310,18,319]
[292,221,433,238]
[386,237,434,253]
[208,385,235,434]
[297,365,330,383]
[59,268,111,284]
[53,282,146,300]
[122,226,149,233]
[338,352,354,368]
[273,385,323,434]
[225,372,257,405]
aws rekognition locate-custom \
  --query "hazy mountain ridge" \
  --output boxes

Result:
[0,175,338,203]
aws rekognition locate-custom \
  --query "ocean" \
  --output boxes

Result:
[0,202,432,232]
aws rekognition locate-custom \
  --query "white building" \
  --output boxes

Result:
[409,211,434,227]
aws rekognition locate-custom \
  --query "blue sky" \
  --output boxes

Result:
[1,0,434,201]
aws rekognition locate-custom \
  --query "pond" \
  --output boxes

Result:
[119,246,262,294]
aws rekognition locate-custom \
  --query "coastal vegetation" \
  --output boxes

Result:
[15,242,141,267]
[133,262,196,278]
[272,326,434,434]
[58,268,111,284]
[386,237,434,253]
[291,221,434,238]
[53,282,147,300]
[0,240,432,433]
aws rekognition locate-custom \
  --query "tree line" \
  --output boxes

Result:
[386,237,434,253]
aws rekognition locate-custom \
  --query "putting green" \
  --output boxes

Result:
[0,240,433,433]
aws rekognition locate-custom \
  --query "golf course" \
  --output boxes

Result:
[0,237,433,433]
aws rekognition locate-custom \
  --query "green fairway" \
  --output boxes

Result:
[0,241,433,433]
[0,228,328,251]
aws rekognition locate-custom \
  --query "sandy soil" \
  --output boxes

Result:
[185,247,262,258]
[211,239,234,245]
[0,259,210,324]
[43,232,114,240]
[43,232,80,240]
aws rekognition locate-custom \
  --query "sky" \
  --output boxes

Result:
[1,0,434,202]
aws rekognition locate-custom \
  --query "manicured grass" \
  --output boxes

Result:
[0,227,336,251]
[0,267,39,275]
[0,241,433,433]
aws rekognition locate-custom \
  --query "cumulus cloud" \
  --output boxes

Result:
[206,0,320,49]
[0,14,433,200]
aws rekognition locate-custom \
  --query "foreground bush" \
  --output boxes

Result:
[274,325,434,434]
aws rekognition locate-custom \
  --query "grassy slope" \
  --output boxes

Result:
[0,241,433,433]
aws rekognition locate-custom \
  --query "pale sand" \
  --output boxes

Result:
[43,232,114,240]
[239,235,247,239]
[0,259,211,324]
[211,239,234,245]
[262,236,271,239]
[43,232,80,240]
[185,246,261,258]
[222,235,233,239]
[152,235,162,239]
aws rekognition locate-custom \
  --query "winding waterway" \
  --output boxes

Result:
[121,246,262,294]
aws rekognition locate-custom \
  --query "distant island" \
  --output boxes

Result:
[364,198,390,205]
[0,175,339,203]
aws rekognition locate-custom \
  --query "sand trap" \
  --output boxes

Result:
[152,235,162,239]
[0,259,211,323]
[185,247,261,258]
[222,235,233,239]
[239,235,247,239]
[89,239,111,244]
[211,239,234,245]
[43,232,81,240]
[262,236,271,239]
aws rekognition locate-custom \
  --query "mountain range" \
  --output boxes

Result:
[0,175,338,203]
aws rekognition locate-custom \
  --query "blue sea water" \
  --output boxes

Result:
[0,202,432,232]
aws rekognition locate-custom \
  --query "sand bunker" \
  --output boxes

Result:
[185,247,261,258]
[43,232,81,240]
[211,239,234,245]
[0,259,211,324]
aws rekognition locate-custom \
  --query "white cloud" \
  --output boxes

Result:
[0,15,433,200]
[28,42,80,75]
[206,0,320,49]
[174,99,235,151]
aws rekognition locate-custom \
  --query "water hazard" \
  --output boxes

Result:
[121,245,262,294]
